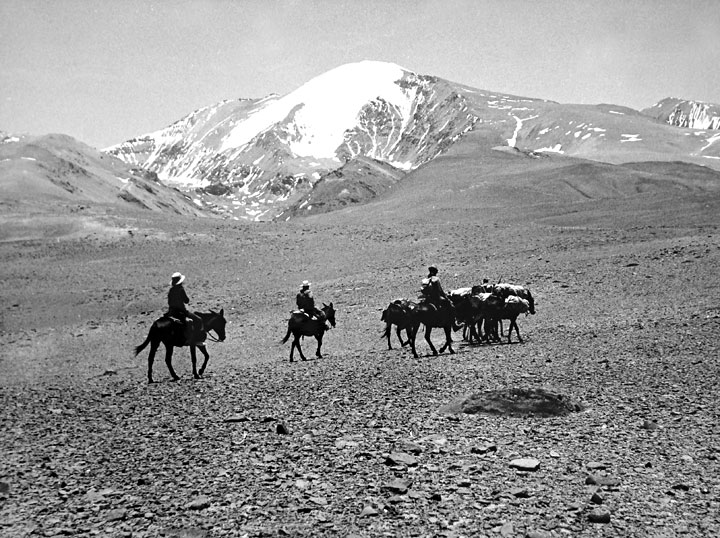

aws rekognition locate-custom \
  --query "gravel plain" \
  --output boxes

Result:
[1,188,720,537]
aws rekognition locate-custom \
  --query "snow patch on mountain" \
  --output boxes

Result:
[507,114,539,147]
[643,98,720,131]
[668,101,720,130]
[220,61,411,159]
[536,144,564,154]
[701,132,720,152]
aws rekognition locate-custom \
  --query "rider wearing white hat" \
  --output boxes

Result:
[296,281,314,313]
[296,280,330,329]
[168,272,203,341]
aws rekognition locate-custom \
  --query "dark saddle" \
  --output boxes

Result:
[391,299,416,315]
[164,312,206,345]
[293,309,323,322]
[420,298,454,314]
[292,309,331,330]
[165,312,185,324]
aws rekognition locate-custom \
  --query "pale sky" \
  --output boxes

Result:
[1,0,719,149]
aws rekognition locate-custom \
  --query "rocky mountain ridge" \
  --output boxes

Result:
[103,61,720,221]
[0,133,208,218]
[643,97,720,130]
[5,62,720,223]
[105,62,479,221]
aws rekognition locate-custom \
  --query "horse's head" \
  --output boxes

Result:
[206,309,227,341]
[322,302,336,328]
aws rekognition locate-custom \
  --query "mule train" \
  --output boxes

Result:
[451,283,535,344]
[381,282,535,357]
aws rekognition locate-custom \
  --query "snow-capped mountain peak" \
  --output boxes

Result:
[221,61,412,157]
[105,60,479,220]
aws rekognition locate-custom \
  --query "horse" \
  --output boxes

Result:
[408,301,458,358]
[281,303,336,362]
[486,295,531,344]
[492,283,536,315]
[380,299,417,350]
[449,288,474,341]
[134,309,226,383]
[452,292,494,344]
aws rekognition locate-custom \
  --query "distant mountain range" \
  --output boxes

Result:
[3,61,720,221]
[103,61,720,220]
[0,132,207,217]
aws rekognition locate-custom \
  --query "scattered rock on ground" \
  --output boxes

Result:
[588,508,612,523]
[439,388,584,417]
[186,496,211,510]
[509,458,540,472]
[384,452,418,467]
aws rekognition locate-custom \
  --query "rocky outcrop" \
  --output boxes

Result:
[643,98,720,130]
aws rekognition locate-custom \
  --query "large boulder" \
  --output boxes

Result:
[439,387,584,417]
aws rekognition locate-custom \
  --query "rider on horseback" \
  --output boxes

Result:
[421,266,453,313]
[296,281,331,330]
[168,272,204,343]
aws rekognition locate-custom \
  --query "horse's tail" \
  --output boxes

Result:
[134,330,152,356]
[381,322,391,340]
[281,323,292,344]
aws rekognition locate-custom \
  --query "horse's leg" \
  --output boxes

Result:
[424,326,438,356]
[444,326,455,354]
[147,341,160,384]
[467,323,475,344]
[165,345,180,381]
[486,318,496,343]
[438,325,453,354]
[511,317,522,343]
[198,345,210,376]
[478,319,487,343]
[190,345,199,379]
[315,333,323,358]
[395,326,404,348]
[401,327,411,347]
[294,335,307,361]
[408,324,419,358]
[439,325,448,353]
[490,319,500,342]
